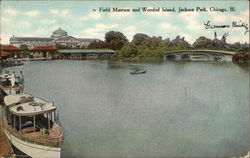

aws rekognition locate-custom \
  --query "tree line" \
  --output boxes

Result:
[86,31,249,62]
[16,30,249,62]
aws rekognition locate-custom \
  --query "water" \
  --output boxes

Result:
[2,60,249,157]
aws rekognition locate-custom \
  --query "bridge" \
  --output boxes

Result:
[164,50,236,61]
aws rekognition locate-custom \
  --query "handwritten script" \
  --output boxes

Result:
[204,20,249,35]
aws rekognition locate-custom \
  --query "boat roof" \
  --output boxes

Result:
[0,73,19,79]
[0,74,11,78]
[4,94,56,116]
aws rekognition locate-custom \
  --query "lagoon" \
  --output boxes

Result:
[2,60,249,157]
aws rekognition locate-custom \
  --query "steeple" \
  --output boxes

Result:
[214,31,217,39]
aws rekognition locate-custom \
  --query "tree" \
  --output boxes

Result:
[19,44,29,51]
[172,36,190,49]
[193,36,213,49]
[150,36,163,49]
[55,43,72,49]
[105,31,128,50]
[19,44,30,57]
[88,40,107,49]
[131,33,151,46]
[119,44,138,58]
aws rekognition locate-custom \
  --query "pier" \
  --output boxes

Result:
[58,49,116,60]
[0,60,23,68]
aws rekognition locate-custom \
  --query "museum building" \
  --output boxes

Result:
[9,28,98,48]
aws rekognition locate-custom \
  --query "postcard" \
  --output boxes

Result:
[0,0,249,158]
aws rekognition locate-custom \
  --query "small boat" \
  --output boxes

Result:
[1,94,64,158]
[0,71,24,95]
[130,69,146,75]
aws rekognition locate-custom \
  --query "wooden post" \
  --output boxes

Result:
[11,113,14,128]
[19,116,21,133]
[53,111,54,122]
[12,114,14,127]
[50,113,52,125]
[10,113,13,127]
[48,113,50,133]
[33,116,36,133]
[14,115,16,129]
[54,111,56,122]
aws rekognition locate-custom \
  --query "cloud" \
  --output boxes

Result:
[79,12,102,22]
[95,23,119,31]
[208,9,249,24]
[122,26,136,32]
[50,9,70,17]
[109,12,131,18]
[138,20,150,25]
[23,34,36,37]
[41,19,57,24]
[50,9,60,15]
[122,26,137,41]
[23,10,40,17]
[79,17,88,22]
[227,34,249,43]
[19,21,31,29]
[1,17,10,23]
[230,10,249,23]
[158,23,180,31]
[178,33,196,44]
[0,33,12,44]
[208,12,227,23]
[146,11,169,17]
[179,11,198,19]
[3,8,17,16]
[3,8,41,17]
[187,20,203,30]
[178,12,202,30]
[33,29,50,36]
[89,12,101,19]
[81,23,118,39]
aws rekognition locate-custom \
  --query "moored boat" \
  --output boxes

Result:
[0,71,24,95]
[1,93,63,158]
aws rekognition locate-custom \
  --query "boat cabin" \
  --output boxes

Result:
[3,94,63,147]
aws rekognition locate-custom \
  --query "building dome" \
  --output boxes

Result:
[51,28,68,38]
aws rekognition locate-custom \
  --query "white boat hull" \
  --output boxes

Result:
[4,128,61,158]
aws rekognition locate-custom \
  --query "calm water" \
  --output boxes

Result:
[2,60,250,157]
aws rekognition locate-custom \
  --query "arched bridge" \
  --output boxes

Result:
[164,50,236,61]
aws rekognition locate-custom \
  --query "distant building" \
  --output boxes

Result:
[0,51,10,60]
[9,28,98,48]
[58,49,116,60]
[30,46,58,58]
[0,45,23,58]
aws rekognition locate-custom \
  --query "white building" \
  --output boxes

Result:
[10,28,98,48]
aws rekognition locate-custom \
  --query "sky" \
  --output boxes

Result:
[0,0,249,44]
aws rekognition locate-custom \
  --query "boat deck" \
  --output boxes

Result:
[4,119,63,147]
[19,124,63,147]
[0,125,15,157]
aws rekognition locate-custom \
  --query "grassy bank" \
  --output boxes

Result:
[233,52,250,63]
